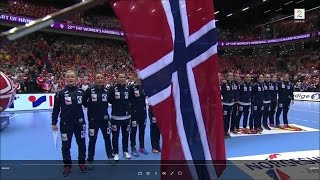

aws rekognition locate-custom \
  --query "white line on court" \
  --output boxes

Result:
[9,114,20,119]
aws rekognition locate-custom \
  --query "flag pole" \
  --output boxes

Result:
[0,0,107,43]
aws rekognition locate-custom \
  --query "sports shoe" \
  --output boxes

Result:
[224,133,231,139]
[247,129,257,134]
[87,161,93,170]
[152,148,159,154]
[256,130,262,134]
[79,164,87,173]
[114,154,120,161]
[139,148,149,155]
[242,128,250,134]
[123,152,131,159]
[263,125,271,130]
[243,128,250,134]
[283,124,290,128]
[235,128,241,133]
[131,149,140,157]
[63,166,71,177]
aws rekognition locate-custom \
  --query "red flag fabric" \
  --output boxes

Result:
[111,0,226,179]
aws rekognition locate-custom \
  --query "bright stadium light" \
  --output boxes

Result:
[263,0,267,2]
[25,21,36,27]
[227,13,233,17]
[296,0,304,4]
[285,1,293,5]
[242,7,249,11]
[9,27,17,33]
[42,15,52,21]
[214,11,220,15]
[264,10,271,13]
[275,8,282,12]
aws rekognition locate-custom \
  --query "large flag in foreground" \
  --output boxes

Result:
[111,0,226,179]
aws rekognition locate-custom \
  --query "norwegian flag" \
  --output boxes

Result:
[111,0,225,179]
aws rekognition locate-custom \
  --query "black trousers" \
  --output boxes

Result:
[262,103,271,127]
[249,102,263,129]
[269,100,277,125]
[130,114,146,149]
[237,105,250,128]
[60,119,86,167]
[230,103,239,130]
[150,118,160,149]
[276,99,291,126]
[223,105,233,134]
[111,119,130,154]
[87,119,112,161]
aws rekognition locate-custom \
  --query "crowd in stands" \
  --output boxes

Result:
[0,32,319,94]
[2,0,319,41]
[0,33,134,94]
[294,69,319,92]
[290,51,320,92]
[217,25,263,41]
[5,0,118,29]
[218,11,319,41]
[218,49,320,92]
[82,14,121,30]
[7,0,57,18]
[218,55,277,74]
[275,10,319,38]
[6,0,82,24]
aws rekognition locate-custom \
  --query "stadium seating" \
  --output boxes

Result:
[0,32,318,93]
[4,0,319,39]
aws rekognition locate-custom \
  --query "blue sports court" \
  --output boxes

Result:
[1,100,319,179]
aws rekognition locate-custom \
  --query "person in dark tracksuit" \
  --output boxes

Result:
[262,74,272,130]
[130,76,148,157]
[237,74,252,132]
[108,73,133,161]
[149,106,161,153]
[221,73,234,138]
[276,74,294,127]
[51,70,87,177]
[249,75,264,133]
[269,74,278,127]
[82,73,112,169]
[230,73,241,133]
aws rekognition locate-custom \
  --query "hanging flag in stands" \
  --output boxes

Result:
[111,0,225,179]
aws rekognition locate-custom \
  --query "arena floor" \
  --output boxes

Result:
[1,101,319,180]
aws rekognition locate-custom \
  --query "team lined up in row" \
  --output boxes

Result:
[220,73,294,138]
[51,70,160,177]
